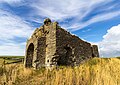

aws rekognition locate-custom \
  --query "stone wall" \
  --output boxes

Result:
[44,22,57,67]
[24,36,38,68]
[56,27,94,66]
[24,26,46,68]
[36,37,46,68]
[24,18,99,69]
[91,45,99,57]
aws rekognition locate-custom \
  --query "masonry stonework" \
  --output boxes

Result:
[24,18,99,68]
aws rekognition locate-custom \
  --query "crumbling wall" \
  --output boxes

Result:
[56,28,93,66]
[45,22,57,67]
[24,26,46,68]
[36,37,46,68]
[24,18,99,69]
[91,45,99,57]
[24,37,38,68]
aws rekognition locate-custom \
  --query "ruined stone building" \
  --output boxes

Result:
[24,18,99,68]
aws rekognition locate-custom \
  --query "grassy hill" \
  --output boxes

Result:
[0,56,24,64]
[0,57,120,85]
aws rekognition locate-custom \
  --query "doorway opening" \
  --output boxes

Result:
[25,43,34,67]
[57,45,72,66]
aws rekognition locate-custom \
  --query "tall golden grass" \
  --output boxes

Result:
[0,57,120,85]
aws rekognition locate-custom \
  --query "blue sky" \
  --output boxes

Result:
[0,0,120,57]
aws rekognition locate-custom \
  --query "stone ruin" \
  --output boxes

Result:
[24,18,99,69]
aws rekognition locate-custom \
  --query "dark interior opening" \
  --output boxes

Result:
[25,43,34,67]
[65,46,72,65]
[92,53,95,57]
[57,45,72,66]
[47,60,49,62]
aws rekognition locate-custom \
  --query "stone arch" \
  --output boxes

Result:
[25,43,34,67]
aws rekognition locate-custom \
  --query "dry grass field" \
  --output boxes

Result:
[0,57,120,85]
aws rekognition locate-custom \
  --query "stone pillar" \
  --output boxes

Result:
[91,45,99,57]
[44,19,57,68]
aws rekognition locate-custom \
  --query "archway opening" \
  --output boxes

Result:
[65,46,72,65]
[25,43,34,67]
[57,45,72,66]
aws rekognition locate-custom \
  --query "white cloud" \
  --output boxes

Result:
[1,0,116,31]
[0,0,120,56]
[0,9,33,56]
[99,24,120,57]
[0,9,33,39]
[31,0,108,21]
[69,11,120,31]
[28,0,120,31]
[0,0,23,4]
[0,42,26,56]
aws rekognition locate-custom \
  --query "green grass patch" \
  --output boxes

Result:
[0,56,24,65]
[0,56,24,59]
[116,57,120,59]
